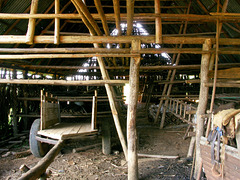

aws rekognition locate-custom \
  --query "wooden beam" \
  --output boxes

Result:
[1,47,240,55]
[158,1,191,127]
[1,13,240,22]
[208,67,240,79]
[72,0,102,36]
[97,57,128,160]
[14,63,240,70]
[0,53,138,59]
[54,0,60,44]
[113,0,121,36]
[127,39,141,180]
[127,0,135,36]
[25,0,39,44]
[0,35,240,45]
[94,0,109,36]
[155,0,162,44]
[0,79,128,86]
[19,140,64,180]
[194,39,212,178]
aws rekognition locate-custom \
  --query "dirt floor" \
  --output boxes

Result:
[0,110,193,180]
[0,125,193,180]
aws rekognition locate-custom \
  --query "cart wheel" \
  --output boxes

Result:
[29,119,49,158]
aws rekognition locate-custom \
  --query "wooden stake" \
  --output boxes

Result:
[127,40,141,180]
[26,0,39,44]
[194,39,212,179]
[155,0,162,44]
[54,0,60,44]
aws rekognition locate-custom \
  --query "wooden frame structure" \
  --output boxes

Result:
[0,0,240,179]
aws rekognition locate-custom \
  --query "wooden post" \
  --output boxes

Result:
[26,0,39,44]
[91,90,97,130]
[12,69,18,136]
[97,57,128,160]
[54,0,60,44]
[102,118,111,155]
[155,0,162,44]
[127,40,141,180]
[194,39,212,178]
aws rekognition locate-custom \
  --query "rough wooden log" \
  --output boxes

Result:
[54,0,60,44]
[0,35,240,45]
[1,13,240,22]
[19,140,64,180]
[155,0,162,44]
[0,53,137,59]
[26,0,39,44]
[138,153,179,159]
[0,79,128,86]
[194,39,212,178]
[127,40,141,180]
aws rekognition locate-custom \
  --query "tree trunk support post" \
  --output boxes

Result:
[194,39,212,178]
[127,39,141,180]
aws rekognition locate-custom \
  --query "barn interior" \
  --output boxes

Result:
[0,0,240,179]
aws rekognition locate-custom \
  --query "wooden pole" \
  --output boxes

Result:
[71,1,128,161]
[94,0,110,36]
[12,70,18,136]
[159,1,192,128]
[194,39,212,178]
[0,53,137,59]
[19,140,64,180]
[26,0,39,44]
[1,35,240,45]
[154,2,190,124]
[102,118,111,155]
[54,0,60,44]
[97,57,128,161]
[127,40,141,180]
[0,79,128,86]
[155,0,162,44]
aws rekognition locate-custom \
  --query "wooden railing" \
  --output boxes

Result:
[168,98,197,126]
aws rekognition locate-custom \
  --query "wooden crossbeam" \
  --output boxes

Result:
[0,35,239,45]
[0,79,128,86]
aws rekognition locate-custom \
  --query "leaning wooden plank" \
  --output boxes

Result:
[138,153,179,159]
[19,140,64,180]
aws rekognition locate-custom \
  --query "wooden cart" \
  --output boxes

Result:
[29,90,99,157]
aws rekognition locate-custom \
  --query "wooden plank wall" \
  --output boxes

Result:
[40,91,60,130]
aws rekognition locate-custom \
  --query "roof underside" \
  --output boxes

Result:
[0,0,239,77]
